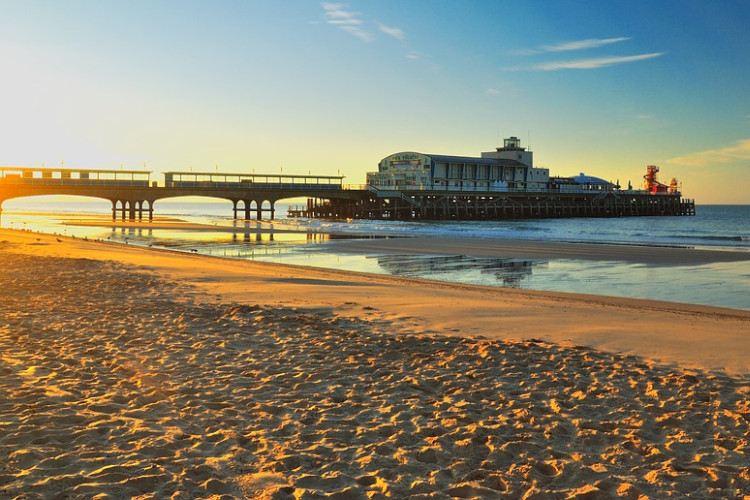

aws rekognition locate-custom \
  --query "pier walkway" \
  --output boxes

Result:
[0,167,363,221]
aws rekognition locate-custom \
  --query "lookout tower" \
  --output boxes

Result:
[502,136,523,150]
[481,136,534,167]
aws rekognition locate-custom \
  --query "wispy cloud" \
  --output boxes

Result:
[506,37,662,72]
[664,138,750,167]
[541,37,630,52]
[378,22,404,41]
[322,3,372,42]
[511,37,629,56]
[531,52,665,71]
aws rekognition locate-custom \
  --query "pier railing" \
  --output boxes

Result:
[163,171,345,190]
[366,184,681,196]
[0,177,151,187]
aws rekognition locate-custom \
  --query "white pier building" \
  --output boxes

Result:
[367,137,550,192]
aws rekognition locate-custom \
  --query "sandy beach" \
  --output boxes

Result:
[1,227,749,498]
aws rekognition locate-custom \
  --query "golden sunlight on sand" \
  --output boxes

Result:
[1,229,748,498]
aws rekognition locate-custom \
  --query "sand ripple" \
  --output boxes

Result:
[0,245,748,498]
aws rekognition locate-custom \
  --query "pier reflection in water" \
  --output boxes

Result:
[372,254,543,287]
[103,225,322,256]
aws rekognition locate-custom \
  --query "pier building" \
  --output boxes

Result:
[295,137,695,220]
[367,137,550,191]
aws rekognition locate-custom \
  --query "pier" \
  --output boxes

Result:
[0,167,360,221]
[1,164,695,222]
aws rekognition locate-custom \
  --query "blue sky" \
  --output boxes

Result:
[1,0,749,203]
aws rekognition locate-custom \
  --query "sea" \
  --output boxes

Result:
[2,197,749,311]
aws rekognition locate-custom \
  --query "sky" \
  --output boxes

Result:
[1,0,749,204]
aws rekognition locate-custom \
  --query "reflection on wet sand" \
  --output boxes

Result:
[373,254,543,287]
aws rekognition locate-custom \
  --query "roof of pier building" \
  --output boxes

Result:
[377,137,538,173]
[377,152,530,172]
[429,154,528,168]
[571,173,612,185]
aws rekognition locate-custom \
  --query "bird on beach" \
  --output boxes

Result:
[56,238,62,243]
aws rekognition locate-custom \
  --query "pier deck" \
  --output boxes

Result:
[0,167,360,221]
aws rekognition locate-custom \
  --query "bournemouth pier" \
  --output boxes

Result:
[1,137,694,221]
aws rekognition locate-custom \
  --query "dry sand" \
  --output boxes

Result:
[1,228,748,498]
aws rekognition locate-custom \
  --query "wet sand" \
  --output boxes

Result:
[327,235,750,265]
[1,228,748,498]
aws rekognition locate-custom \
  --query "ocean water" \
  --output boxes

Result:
[2,197,749,310]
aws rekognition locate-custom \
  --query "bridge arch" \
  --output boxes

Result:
[112,198,155,222]
[150,195,236,221]
[0,193,156,222]
[259,199,275,220]
[0,194,113,218]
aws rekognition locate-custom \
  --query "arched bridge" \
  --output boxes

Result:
[0,167,367,221]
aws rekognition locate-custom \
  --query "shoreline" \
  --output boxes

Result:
[7,209,750,261]
[1,227,749,497]
[3,227,749,375]
[3,212,750,310]
[4,208,750,257]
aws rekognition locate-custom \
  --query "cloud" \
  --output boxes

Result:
[510,37,629,56]
[541,37,630,52]
[378,23,404,41]
[505,37,664,72]
[664,138,750,167]
[532,52,664,71]
[322,3,372,42]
